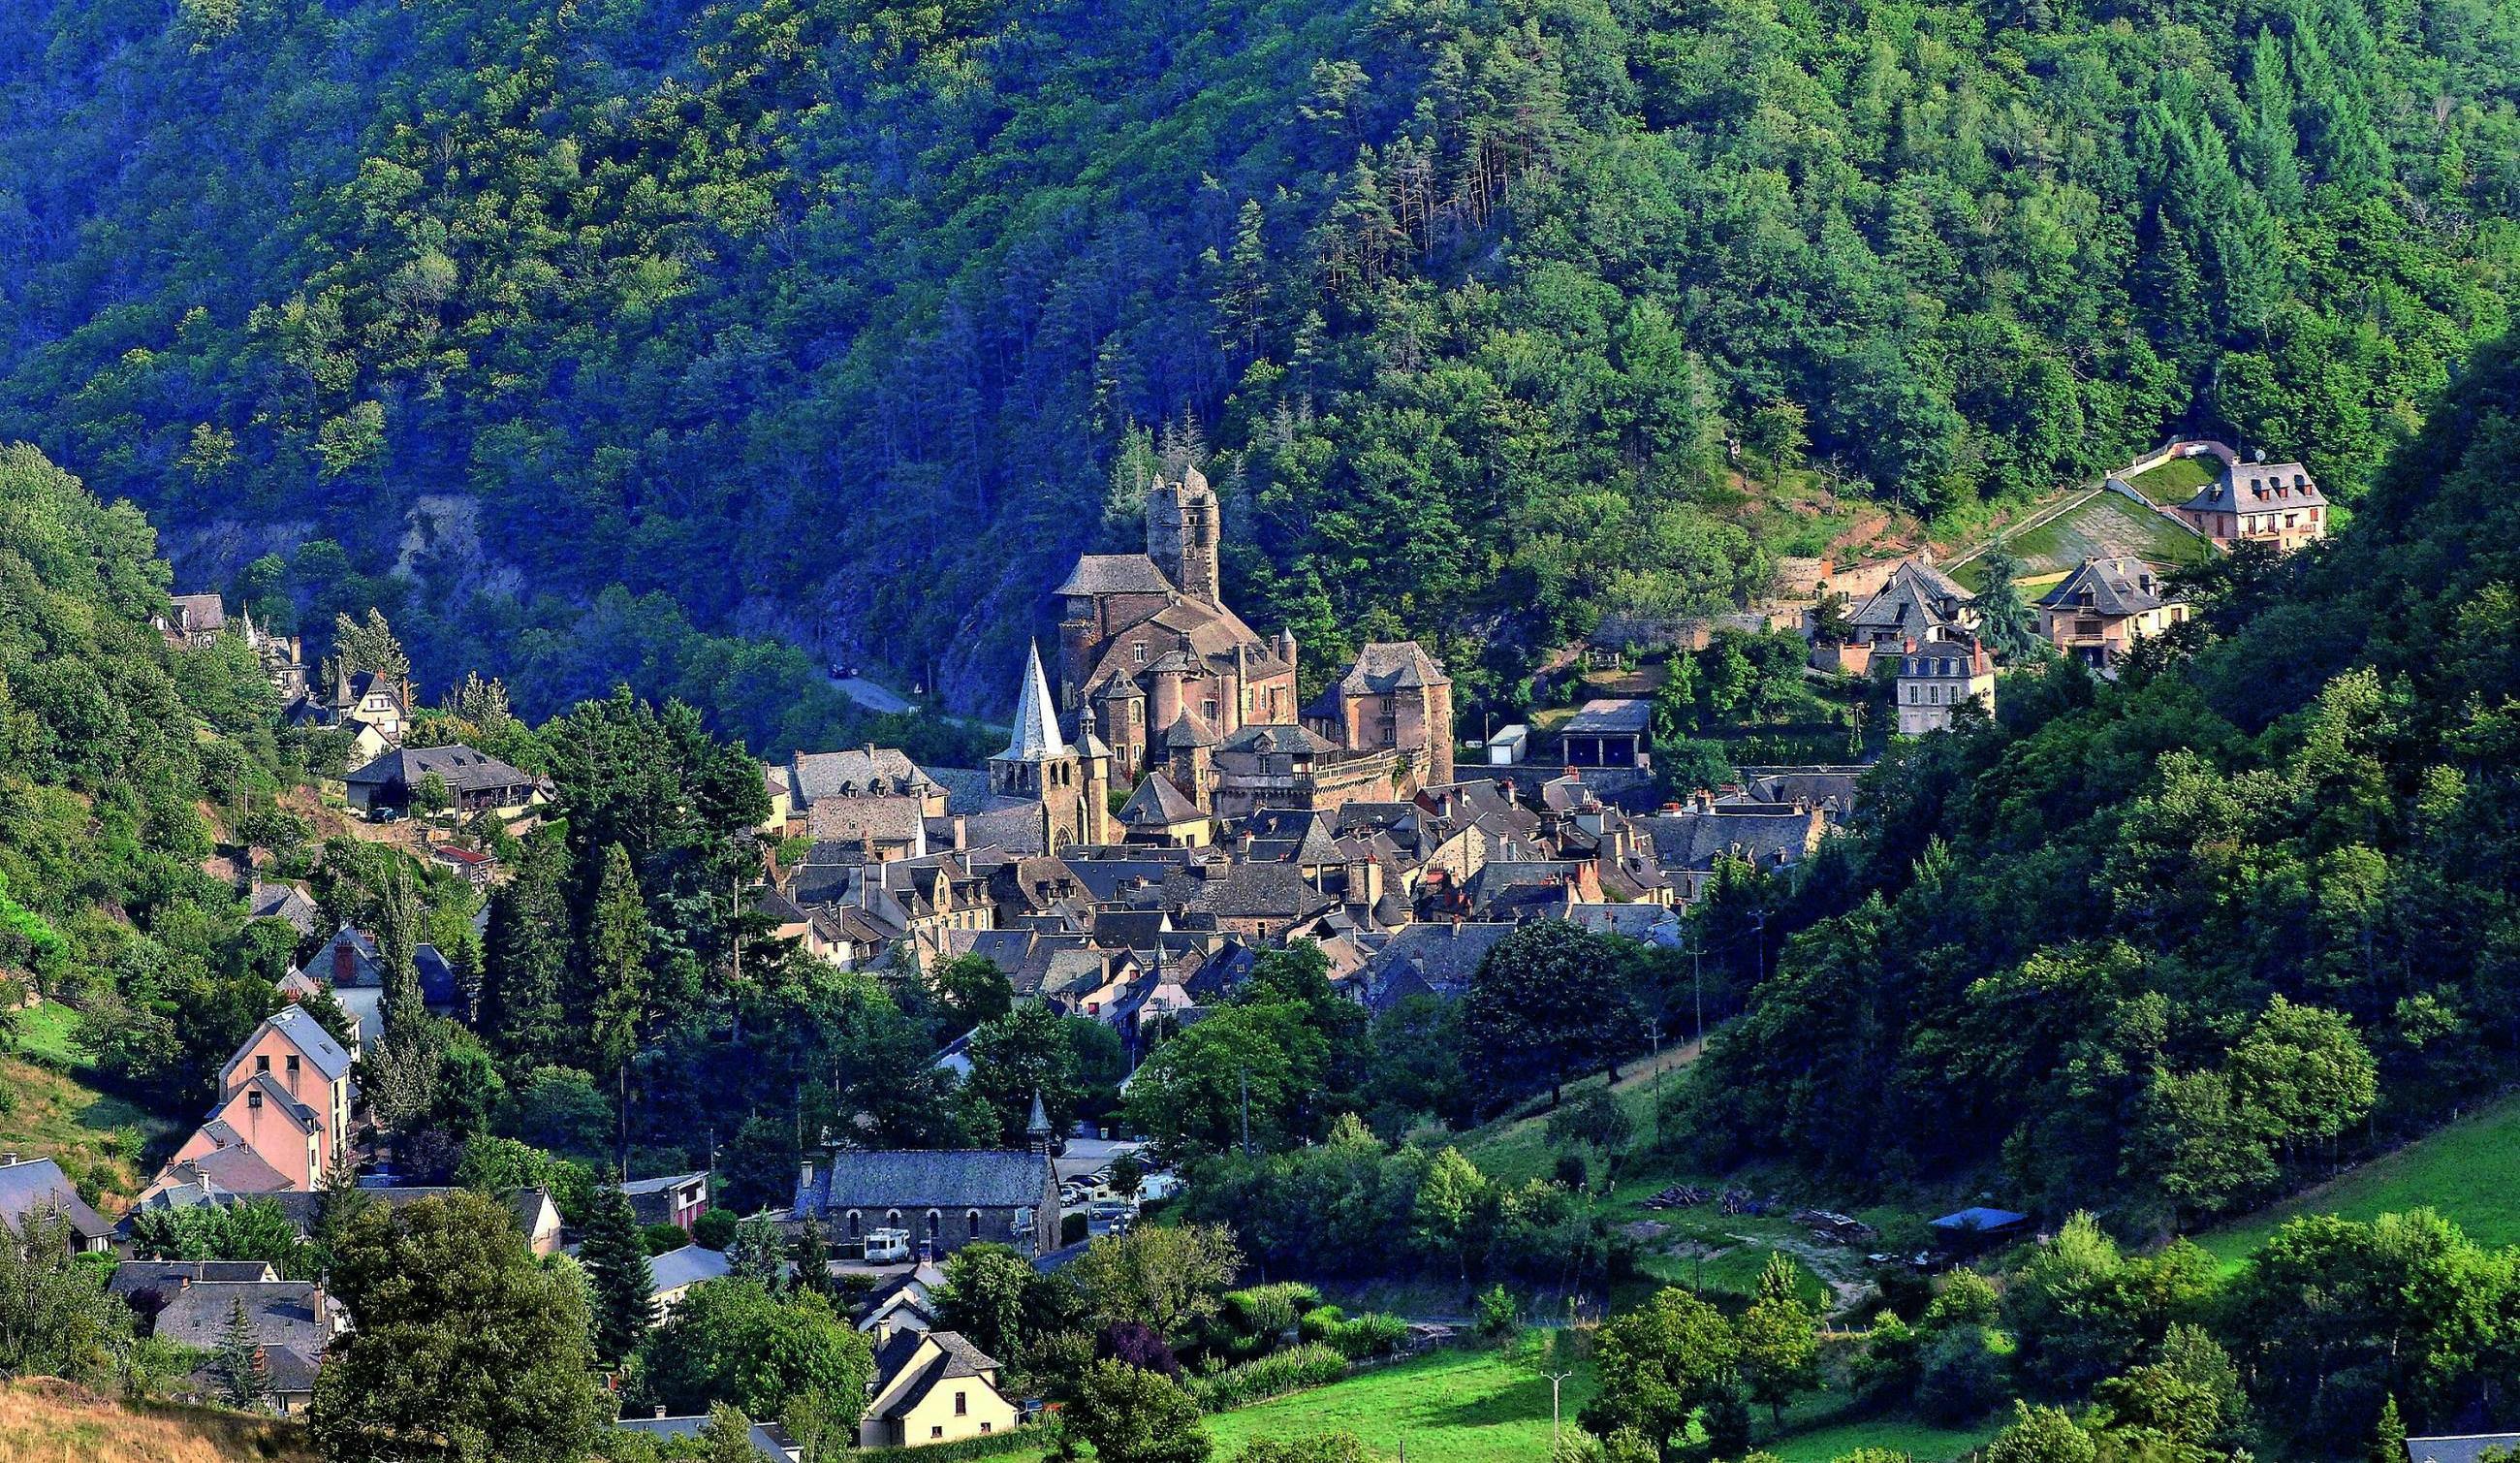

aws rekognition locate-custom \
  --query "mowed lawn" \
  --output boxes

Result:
[2123,455,2221,504]
[2197,1092,2520,1267]
[992,1348,1999,1463]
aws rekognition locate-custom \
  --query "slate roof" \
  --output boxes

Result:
[1120,773,1204,826]
[614,1415,793,1461]
[1358,922,1517,1008]
[878,1330,1004,1421]
[168,592,227,634]
[1640,807,1824,875]
[247,882,320,937]
[1849,561,1975,633]
[109,1261,279,1309]
[2408,1437,2520,1463]
[790,746,938,802]
[2037,557,2170,618]
[648,1243,731,1295]
[233,1004,356,1084]
[1337,641,1445,695]
[1055,554,1176,597]
[798,1150,1051,1216]
[1220,724,1333,755]
[155,1281,331,1387]
[1569,903,1684,945]
[0,1158,113,1242]
[1561,699,1653,735]
[1169,863,1338,924]
[994,644,1071,764]
[2185,461,2326,515]
[808,796,929,847]
[343,744,537,797]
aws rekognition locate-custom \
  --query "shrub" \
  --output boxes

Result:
[1309,1312,1408,1361]
[643,1224,689,1256]
[1221,1283,1322,1340]
[1184,1344,1349,1411]
[690,1209,739,1251]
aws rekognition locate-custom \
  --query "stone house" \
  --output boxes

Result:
[0,1156,114,1254]
[2036,557,2191,671]
[343,743,545,820]
[793,1139,1062,1261]
[1894,633,1996,735]
[2174,461,2327,552]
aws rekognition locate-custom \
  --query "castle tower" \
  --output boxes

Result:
[1146,466,1221,604]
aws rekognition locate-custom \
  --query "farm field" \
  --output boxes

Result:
[2196,1092,2520,1267]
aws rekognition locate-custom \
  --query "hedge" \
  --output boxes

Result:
[1184,1344,1350,1412]
[856,1421,1052,1463]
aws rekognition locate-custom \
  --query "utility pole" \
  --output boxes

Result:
[1544,1367,1576,1448]
[1239,1066,1251,1158]
[1752,907,1768,988]
[1691,926,1704,1045]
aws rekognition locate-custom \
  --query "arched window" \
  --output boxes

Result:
[926,1210,942,1239]
[846,1211,862,1238]
[886,1209,902,1228]
[967,1210,982,1239]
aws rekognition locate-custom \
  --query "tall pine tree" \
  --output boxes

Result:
[580,1183,655,1364]
[581,843,651,1172]
[480,826,573,1065]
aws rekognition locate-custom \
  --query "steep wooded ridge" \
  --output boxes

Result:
[3,0,2516,724]
[1685,328,2520,1228]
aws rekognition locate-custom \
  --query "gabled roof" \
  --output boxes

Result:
[217,1072,322,1134]
[343,744,536,795]
[168,592,227,634]
[648,1244,732,1295]
[2036,557,2170,617]
[878,1331,1004,1421]
[1170,863,1338,924]
[1849,560,1975,631]
[247,882,320,936]
[790,747,937,802]
[994,644,1070,764]
[2408,1437,2520,1463]
[0,1158,112,1240]
[227,1005,355,1085]
[801,1150,1051,1214]
[1120,773,1204,826]
[109,1261,279,1307]
[1561,699,1653,735]
[1640,807,1825,874]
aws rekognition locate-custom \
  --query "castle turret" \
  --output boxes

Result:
[1147,467,1220,605]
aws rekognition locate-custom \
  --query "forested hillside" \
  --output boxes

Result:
[5,0,2516,724]
[1683,325,2520,1233]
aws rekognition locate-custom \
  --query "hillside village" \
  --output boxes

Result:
[0,434,2364,1463]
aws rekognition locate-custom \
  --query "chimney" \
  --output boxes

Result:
[333,941,355,983]
[799,1155,815,1197]
[952,814,967,848]
[655,1406,669,1420]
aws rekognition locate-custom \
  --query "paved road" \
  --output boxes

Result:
[829,674,914,715]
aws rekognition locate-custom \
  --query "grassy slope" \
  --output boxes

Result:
[999,1347,1999,1463]
[2195,1092,2520,1268]
[2122,456,2220,504]
[2,1003,180,1207]
[0,1380,315,1463]
[1990,492,2210,579]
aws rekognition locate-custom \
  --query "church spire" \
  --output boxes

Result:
[997,641,1069,763]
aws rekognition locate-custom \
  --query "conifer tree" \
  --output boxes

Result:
[581,843,650,1168]
[580,1183,655,1364]
[214,1296,271,1411]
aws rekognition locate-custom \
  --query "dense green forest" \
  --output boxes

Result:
[1681,324,2520,1239]
[5,0,2516,727]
